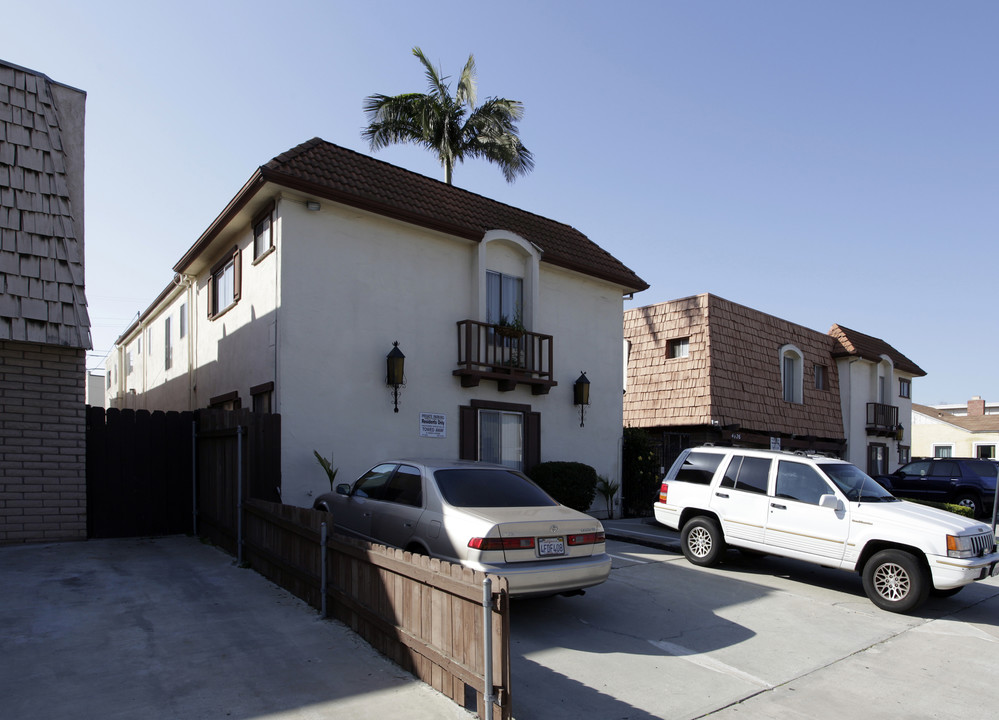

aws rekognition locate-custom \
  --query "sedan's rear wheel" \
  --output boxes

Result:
[681,517,726,567]
[862,549,929,613]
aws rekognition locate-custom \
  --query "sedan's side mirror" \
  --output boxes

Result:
[336,483,351,496]
[819,494,844,511]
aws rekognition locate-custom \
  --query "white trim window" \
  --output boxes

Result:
[486,270,523,326]
[780,345,803,404]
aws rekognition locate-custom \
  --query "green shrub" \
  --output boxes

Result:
[622,428,661,516]
[528,461,598,512]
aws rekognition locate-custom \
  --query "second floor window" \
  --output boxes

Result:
[164,317,172,370]
[781,346,803,404]
[899,377,911,399]
[669,337,689,359]
[209,247,241,318]
[253,205,274,260]
[486,270,523,327]
[814,364,827,390]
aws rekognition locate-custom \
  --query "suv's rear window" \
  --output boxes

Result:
[721,455,771,494]
[675,452,723,485]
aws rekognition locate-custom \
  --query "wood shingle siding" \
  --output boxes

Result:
[0,60,89,349]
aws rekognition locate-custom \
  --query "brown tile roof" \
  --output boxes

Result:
[176,138,647,292]
[912,403,999,433]
[624,294,844,439]
[828,324,925,376]
[0,60,89,348]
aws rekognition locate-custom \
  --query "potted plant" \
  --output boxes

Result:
[495,310,526,338]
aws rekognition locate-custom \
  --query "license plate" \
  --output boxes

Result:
[538,536,565,557]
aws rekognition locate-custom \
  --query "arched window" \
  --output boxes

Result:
[780,345,803,404]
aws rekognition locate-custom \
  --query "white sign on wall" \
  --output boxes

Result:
[420,413,447,438]
[770,437,781,451]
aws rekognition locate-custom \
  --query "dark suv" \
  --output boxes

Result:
[874,458,998,518]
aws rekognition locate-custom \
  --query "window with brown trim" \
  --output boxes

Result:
[253,203,274,260]
[251,381,274,414]
[209,391,241,410]
[459,399,540,473]
[208,246,241,318]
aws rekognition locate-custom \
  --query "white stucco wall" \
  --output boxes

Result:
[107,191,632,514]
[837,355,916,472]
[275,200,627,509]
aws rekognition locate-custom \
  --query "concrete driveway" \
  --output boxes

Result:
[0,536,472,720]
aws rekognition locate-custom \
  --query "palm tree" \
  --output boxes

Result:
[362,47,534,185]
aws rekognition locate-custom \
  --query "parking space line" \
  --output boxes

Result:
[649,640,773,689]
[607,553,653,564]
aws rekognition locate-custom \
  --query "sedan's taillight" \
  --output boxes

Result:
[567,532,605,546]
[468,536,536,551]
[659,482,668,504]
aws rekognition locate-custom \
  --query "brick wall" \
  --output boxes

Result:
[0,340,87,544]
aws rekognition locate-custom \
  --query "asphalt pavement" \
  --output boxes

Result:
[0,536,475,720]
[4,519,997,720]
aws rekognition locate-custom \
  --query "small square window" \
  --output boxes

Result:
[668,337,689,359]
[899,378,911,399]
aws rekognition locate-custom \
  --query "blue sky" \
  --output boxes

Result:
[5,1,996,405]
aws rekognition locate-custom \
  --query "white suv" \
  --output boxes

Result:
[654,446,999,613]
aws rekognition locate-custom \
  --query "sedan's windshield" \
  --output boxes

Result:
[820,463,898,502]
[434,469,558,508]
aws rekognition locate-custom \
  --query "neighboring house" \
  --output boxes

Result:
[85,369,104,407]
[0,60,90,544]
[107,138,648,511]
[829,324,925,474]
[623,294,846,470]
[911,397,999,460]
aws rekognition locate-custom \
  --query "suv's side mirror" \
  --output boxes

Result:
[819,494,844,511]
[336,483,352,496]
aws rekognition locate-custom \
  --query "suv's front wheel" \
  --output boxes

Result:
[681,516,726,567]
[862,549,929,613]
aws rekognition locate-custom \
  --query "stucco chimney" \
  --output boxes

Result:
[968,396,986,417]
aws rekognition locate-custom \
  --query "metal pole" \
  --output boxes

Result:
[237,426,243,566]
[320,522,328,617]
[483,577,494,720]
[191,419,198,536]
[991,469,998,535]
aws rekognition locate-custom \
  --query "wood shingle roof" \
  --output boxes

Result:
[624,294,845,439]
[0,60,89,349]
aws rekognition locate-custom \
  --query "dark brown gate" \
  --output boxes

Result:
[86,407,280,539]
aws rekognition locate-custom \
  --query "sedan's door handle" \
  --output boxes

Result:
[715,492,730,499]
[362,512,372,518]
[770,503,786,510]
[403,522,414,528]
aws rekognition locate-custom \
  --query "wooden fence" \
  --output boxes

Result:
[236,499,512,719]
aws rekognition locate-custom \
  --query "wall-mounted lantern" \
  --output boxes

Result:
[895,424,904,442]
[573,372,590,427]
[386,341,405,413]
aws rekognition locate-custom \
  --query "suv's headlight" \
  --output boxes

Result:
[947,534,978,559]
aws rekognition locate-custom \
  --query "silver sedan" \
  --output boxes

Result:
[312,459,611,597]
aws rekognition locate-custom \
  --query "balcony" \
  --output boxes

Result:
[866,402,899,436]
[453,319,556,394]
